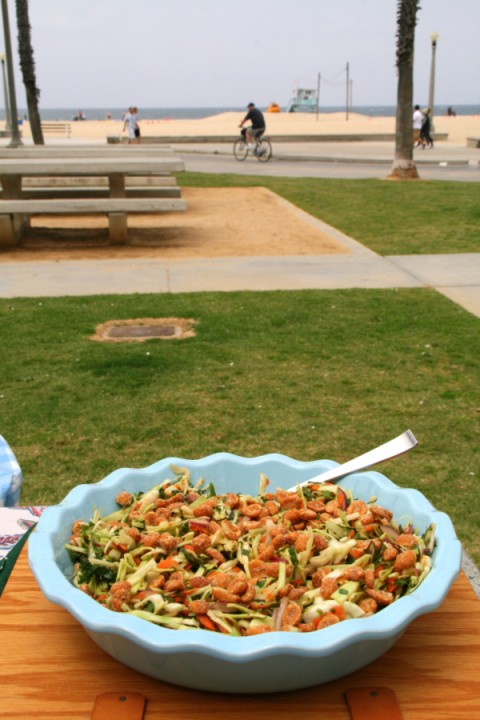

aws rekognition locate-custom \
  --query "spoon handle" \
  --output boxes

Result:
[290,430,417,490]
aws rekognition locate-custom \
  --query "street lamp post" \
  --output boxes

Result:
[0,52,11,132]
[428,32,439,133]
[1,0,22,146]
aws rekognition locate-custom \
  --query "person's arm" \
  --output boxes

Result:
[239,110,250,128]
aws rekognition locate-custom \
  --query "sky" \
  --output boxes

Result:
[1,0,479,110]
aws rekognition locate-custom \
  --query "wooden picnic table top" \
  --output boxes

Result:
[1,546,479,720]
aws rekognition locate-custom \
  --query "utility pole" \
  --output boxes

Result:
[346,62,350,121]
[316,72,321,120]
[1,0,22,146]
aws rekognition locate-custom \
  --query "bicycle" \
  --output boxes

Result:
[233,129,272,162]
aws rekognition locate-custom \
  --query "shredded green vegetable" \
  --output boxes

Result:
[66,469,435,636]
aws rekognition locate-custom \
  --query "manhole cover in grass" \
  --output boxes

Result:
[91,317,197,343]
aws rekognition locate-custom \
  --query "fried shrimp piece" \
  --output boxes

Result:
[315,612,341,630]
[188,599,210,614]
[245,624,274,636]
[281,601,302,630]
[394,549,417,572]
[115,491,133,507]
[365,588,394,605]
[191,534,211,554]
[110,581,132,611]
[370,505,393,521]
[382,544,399,561]
[320,576,339,599]
[358,597,378,614]
[396,533,420,547]
[164,571,185,593]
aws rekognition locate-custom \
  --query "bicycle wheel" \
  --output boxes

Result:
[256,137,272,162]
[233,138,248,161]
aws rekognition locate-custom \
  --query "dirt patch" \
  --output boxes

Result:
[0,187,348,262]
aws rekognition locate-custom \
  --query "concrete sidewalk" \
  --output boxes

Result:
[4,134,479,166]
[1,207,479,319]
[1,253,479,317]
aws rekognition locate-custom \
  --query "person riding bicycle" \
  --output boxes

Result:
[239,102,266,151]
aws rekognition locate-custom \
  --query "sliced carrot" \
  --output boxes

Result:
[385,579,398,593]
[349,548,365,559]
[197,614,217,632]
[158,556,176,569]
[112,542,129,553]
[332,604,346,621]
[183,587,200,596]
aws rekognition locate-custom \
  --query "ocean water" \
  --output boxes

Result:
[4,104,480,122]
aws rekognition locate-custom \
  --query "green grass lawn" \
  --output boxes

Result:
[1,289,479,563]
[179,173,480,255]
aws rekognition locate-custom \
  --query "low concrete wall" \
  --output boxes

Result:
[109,132,449,145]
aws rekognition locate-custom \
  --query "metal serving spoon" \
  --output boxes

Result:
[287,429,417,491]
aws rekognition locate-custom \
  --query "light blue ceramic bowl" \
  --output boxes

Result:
[28,453,461,694]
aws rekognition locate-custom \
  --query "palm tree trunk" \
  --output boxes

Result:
[15,0,44,144]
[389,0,420,180]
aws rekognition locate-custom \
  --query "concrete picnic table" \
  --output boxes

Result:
[0,156,186,245]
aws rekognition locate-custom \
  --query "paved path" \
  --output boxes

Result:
[176,139,480,182]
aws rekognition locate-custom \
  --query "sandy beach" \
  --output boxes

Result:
[15,111,479,145]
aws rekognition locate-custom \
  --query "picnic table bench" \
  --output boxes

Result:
[0,156,187,246]
[40,122,72,139]
[19,185,182,199]
[0,197,186,246]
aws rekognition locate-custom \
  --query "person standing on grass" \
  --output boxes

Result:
[239,102,266,150]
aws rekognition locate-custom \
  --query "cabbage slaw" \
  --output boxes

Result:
[65,468,435,636]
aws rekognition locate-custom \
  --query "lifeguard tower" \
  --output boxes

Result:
[286,88,318,113]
